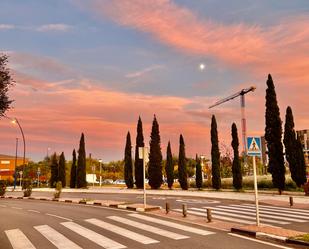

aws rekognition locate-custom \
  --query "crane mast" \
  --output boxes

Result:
[209,86,256,163]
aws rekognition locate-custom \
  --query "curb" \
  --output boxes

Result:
[286,238,309,247]
[231,227,309,247]
[1,195,161,212]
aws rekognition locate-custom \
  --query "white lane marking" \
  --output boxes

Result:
[228,233,294,249]
[27,210,40,213]
[108,216,189,240]
[0,204,7,207]
[241,204,309,217]
[12,207,23,210]
[243,204,309,213]
[202,206,305,223]
[128,213,214,236]
[61,221,126,249]
[5,229,36,249]
[45,213,73,221]
[34,225,82,249]
[218,205,309,220]
[173,209,255,225]
[193,208,288,225]
[86,218,158,244]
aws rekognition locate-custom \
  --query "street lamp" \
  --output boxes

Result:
[4,116,26,186]
[98,159,103,187]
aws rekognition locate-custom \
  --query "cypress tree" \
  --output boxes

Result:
[124,131,134,188]
[50,153,58,188]
[148,115,163,189]
[211,115,221,190]
[135,116,145,188]
[165,141,174,189]
[265,74,285,193]
[231,123,242,190]
[77,133,87,188]
[70,149,77,188]
[178,134,188,190]
[195,154,203,189]
[284,107,307,187]
[295,137,307,186]
[58,152,66,187]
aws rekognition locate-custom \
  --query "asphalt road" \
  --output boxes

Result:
[0,199,297,249]
[8,191,309,233]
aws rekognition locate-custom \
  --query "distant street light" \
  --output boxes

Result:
[4,116,26,186]
[98,159,103,187]
[199,63,206,71]
[19,171,23,188]
[37,167,41,187]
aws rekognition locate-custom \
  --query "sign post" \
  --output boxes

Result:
[247,136,262,226]
[139,147,149,209]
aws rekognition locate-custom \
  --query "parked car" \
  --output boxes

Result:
[102,179,114,184]
[113,179,126,185]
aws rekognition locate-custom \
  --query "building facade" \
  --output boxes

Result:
[0,154,29,181]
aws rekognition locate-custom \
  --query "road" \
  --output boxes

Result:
[0,199,297,249]
[8,190,309,233]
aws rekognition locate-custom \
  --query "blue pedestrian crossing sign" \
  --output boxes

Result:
[247,137,261,156]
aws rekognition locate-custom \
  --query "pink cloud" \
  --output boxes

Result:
[77,1,309,88]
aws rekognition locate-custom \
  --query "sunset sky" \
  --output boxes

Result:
[0,0,308,162]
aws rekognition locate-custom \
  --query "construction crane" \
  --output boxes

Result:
[209,86,256,157]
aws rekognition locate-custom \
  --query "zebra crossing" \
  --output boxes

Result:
[4,213,215,249]
[173,204,309,226]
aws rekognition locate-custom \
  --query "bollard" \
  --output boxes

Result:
[289,196,293,207]
[182,204,187,217]
[166,202,170,214]
[207,208,212,222]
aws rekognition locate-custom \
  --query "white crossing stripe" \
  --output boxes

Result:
[5,229,36,249]
[128,214,214,235]
[192,208,288,225]
[222,205,309,220]
[86,218,159,244]
[242,204,309,215]
[173,209,255,225]
[108,216,189,240]
[61,221,126,249]
[46,213,73,221]
[203,206,305,223]
[34,225,82,249]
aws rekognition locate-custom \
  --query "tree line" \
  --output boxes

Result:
[124,75,307,192]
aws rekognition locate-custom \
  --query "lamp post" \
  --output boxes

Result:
[139,147,149,209]
[98,159,102,187]
[14,138,18,189]
[200,155,205,181]
[4,116,26,186]
[37,167,41,187]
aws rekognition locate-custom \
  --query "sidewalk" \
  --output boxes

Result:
[12,186,308,206]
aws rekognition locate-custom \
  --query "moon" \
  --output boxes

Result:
[199,63,205,71]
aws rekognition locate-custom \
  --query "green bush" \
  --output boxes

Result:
[257,179,273,189]
[22,180,32,197]
[54,181,62,199]
[0,181,6,197]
